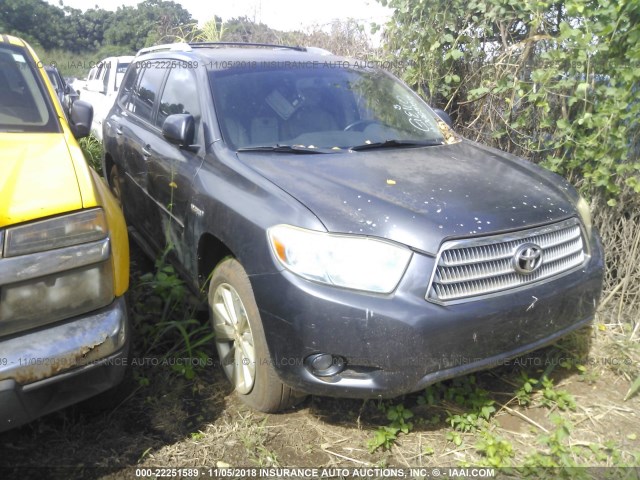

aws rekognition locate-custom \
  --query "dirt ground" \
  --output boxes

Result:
[1,246,638,480]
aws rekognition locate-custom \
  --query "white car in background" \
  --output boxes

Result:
[80,55,133,141]
[68,77,86,94]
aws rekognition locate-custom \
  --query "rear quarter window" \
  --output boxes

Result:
[123,63,166,124]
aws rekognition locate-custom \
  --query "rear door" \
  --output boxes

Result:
[111,61,168,245]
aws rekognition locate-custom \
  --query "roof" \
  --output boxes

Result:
[0,34,27,47]
[136,42,341,68]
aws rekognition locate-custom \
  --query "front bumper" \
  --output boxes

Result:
[0,296,128,432]
[251,232,604,398]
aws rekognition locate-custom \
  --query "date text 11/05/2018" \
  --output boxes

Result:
[134,467,497,478]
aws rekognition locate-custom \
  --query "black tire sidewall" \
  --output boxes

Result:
[208,257,300,412]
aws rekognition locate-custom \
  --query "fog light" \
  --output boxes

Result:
[305,353,345,377]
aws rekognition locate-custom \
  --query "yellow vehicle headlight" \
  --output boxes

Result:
[4,208,107,257]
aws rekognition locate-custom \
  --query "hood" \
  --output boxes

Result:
[237,141,579,254]
[0,132,83,227]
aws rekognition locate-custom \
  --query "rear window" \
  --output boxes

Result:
[0,45,58,133]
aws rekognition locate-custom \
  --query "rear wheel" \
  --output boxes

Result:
[208,257,305,412]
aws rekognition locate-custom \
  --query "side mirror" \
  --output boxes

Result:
[162,114,195,147]
[433,108,454,129]
[69,100,93,139]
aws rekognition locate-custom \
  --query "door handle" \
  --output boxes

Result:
[142,145,152,158]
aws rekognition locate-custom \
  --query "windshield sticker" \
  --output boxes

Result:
[12,53,26,63]
[394,99,437,133]
[266,89,305,120]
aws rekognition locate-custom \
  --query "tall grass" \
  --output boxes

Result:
[78,134,103,175]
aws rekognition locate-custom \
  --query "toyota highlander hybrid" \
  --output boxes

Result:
[103,42,604,412]
[0,35,129,431]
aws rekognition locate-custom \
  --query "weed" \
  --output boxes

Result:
[577,363,600,384]
[625,375,640,401]
[134,370,150,388]
[239,416,280,467]
[139,262,186,307]
[367,403,414,452]
[539,376,576,411]
[131,256,213,380]
[522,414,576,469]
[515,372,576,411]
[78,134,103,174]
[515,371,539,406]
[474,429,515,467]
[441,377,497,437]
[601,333,640,402]
[445,430,463,447]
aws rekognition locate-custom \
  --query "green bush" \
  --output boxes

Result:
[379,0,640,321]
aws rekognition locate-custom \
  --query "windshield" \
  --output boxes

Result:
[0,45,58,133]
[209,63,447,151]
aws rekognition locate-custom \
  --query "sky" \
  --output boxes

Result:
[46,0,393,33]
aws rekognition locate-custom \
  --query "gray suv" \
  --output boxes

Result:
[103,42,604,412]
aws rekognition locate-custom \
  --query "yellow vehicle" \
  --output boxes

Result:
[0,35,130,431]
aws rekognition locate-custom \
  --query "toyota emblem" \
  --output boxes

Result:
[513,243,543,275]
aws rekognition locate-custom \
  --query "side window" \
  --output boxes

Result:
[101,62,111,93]
[114,62,130,92]
[118,63,138,109]
[127,64,166,124]
[94,63,104,81]
[155,67,201,140]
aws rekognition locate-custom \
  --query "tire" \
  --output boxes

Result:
[208,257,305,412]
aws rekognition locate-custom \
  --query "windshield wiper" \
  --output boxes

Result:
[237,144,326,154]
[349,139,444,151]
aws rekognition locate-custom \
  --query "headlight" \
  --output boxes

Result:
[4,208,107,257]
[268,225,412,293]
[0,209,114,335]
[576,196,592,239]
[0,262,114,336]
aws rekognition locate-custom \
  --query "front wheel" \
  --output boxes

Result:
[208,257,305,412]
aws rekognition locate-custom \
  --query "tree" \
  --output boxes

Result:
[103,0,192,52]
[221,16,282,44]
[0,0,66,49]
[379,0,639,200]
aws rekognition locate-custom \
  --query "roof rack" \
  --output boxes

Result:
[304,46,333,56]
[136,42,191,56]
[187,42,306,52]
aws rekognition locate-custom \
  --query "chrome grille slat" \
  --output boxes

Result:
[439,225,582,267]
[542,237,584,264]
[437,258,514,284]
[428,218,587,303]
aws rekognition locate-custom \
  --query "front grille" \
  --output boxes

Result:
[427,218,587,304]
